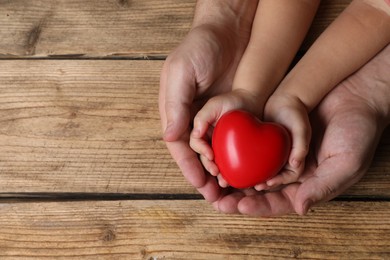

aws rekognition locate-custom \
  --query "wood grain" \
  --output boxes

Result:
[0,1,387,258]
[0,60,193,193]
[0,200,388,259]
[0,60,389,196]
[0,0,195,58]
[0,0,351,58]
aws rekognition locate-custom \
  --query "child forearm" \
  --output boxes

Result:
[232,0,320,112]
[275,0,390,111]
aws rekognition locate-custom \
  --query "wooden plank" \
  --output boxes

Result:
[0,0,195,58]
[0,200,388,259]
[0,60,193,193]
[0,60,389,196]
[0,0,351,58]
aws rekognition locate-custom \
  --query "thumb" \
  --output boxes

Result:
[159,59,196,142]
[287,112,311,173]
[294,155,364,215]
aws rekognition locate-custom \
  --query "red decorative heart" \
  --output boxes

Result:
[212,110,291,188]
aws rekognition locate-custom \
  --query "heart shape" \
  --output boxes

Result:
[212,110,291,189]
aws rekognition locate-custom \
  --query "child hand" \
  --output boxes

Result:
[259,93,311,191]
[190,89,260,188]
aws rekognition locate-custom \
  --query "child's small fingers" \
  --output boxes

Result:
[192,102,219,138]
[265,176,283,190]
[266,168,300,187]
[217,174,229,188]
[192,116,208,139]
[189,134,214,161]
[199,155,219,176]
[254,183,269,191]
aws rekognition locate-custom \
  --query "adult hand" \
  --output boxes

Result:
[159,0,258,202]
[213,44,390,216]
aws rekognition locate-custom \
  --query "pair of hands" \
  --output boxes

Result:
[159,24,390,216]
[189,85,310,191]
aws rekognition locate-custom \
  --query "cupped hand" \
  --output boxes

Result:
[259,94,311,190]
[213,44,390,216]
[190,89,261,188]
[159,16,254,202]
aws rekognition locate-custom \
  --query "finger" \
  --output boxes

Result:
[294,155,365,215]
[189,133,214,161]
[160,58,196,142]
[254,183,269,191]
[197,174,222,203]
[217,174,229,188]
[199,155,219,176]
[166,131,221,203]
[288,120,311,173]
[237,185,298,217]
[192,97,224,135]
[266,168,299,187]
[216,191,246,214]
[166,135,206,189]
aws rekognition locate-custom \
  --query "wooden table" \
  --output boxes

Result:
[0,0,389,258]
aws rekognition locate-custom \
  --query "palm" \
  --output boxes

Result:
[162,25,249,107]
[294,44,390,211]
[292,82,385,213]
[159,25,251,201]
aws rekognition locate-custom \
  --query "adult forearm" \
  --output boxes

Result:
[192,0,258,30]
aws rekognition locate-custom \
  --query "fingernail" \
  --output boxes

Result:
[302,200,313,215]
[163,122,174,137]
[291,159,301,169]
[254,184,266,191]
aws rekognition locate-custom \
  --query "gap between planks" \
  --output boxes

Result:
[0,193,389,203]
[0,54,168,60]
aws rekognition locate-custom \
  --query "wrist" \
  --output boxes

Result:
[370,87,390,127]
[348,45,390,127]
[346,83,390,129]
[192,0,258,34]
[230,89,265,118]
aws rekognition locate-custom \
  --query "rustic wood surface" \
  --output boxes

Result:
[0,60,191,194]
[0,0,195,58]
[0,0,389,258]
[0,60,389,197]
[0,200,389,259]
[0,0,350,58]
